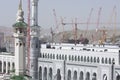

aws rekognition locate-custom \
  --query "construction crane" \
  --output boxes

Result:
[98,27,107,45]
[27,0,30,75]
[95,7,102,44]
[112,6,117,44]
[84,8,93,37]
[60,17,65,43]
[50,27,55,43]
[62,18,79,44]
[53,9,59,33]
[96,7,102,32]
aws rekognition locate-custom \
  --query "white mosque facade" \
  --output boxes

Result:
[0,0,120,80]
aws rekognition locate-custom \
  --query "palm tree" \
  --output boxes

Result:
[10,69,31,80]
[10,75,26,80]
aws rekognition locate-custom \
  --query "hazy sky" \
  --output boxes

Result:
[0,0,120,31]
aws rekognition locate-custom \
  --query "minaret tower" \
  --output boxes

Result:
[13,0,27,75]
[30,0,40,79]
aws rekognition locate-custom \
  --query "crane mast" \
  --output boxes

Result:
[27,0,30,75]
[85,8,93,37]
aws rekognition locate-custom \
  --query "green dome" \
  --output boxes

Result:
[13,21,27,28]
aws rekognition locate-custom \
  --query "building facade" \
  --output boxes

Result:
[0,0,120,80]
[38,44,120,80]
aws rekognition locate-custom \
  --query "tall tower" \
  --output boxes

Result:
[30,0,40,79]
[13,0,27,75]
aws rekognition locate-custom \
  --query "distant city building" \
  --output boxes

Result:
[0,32,4,48]
[4,36,14,53]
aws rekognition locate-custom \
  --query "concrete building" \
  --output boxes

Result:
[0,32,4,48]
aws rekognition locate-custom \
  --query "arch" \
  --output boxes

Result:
[73,71,77,80]
[59,54,61,60]
[97,57,100,63]
[103,74,107,80]
[12,62,15,70]
[8,62,10,74]
[92,73,97,80]
[50,54,52,59]
[87,57,89,62]
[84,56,86,62]
[48,54,50,59]
[112,58,115,64]
[53,54,55,59]
[0,61,2,73]
[49,68,52,80]
[65,55,67,60]
[81,56,83,61]
[43,67,47,80]
[105,58,107,64]
[56,54,58,59]
[72,55,74,61]
[94,57,96,63]
[39,66,42,80]
[3,61,6,73]
[67,70,71,80]
[79,71,83,80]
[102,58,104,63]
[43,53,45,58]
[109,58,111,64]
[91,57,93,62]
[116,74,120,80]
[45,54,47,58]
[62,55,64,60]
[78,56,80,61]
[75,56,77,61]
[69,55,71,61]
[57,69,61,80]
[86,72,90,80]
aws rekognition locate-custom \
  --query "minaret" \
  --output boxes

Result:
[30,0,40,79]
[13,0,27,75]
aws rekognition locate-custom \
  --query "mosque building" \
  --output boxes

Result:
[0,0,120,80]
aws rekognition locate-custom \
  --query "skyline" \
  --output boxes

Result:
[0,0,120,31]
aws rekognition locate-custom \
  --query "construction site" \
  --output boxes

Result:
[40,7,120,45]
[0,6,120,52]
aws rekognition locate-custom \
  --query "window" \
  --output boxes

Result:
[94,57,96,63]
[102,58,104,63]
[81,56,83,61]
[109,58,111,64]
[97,57,100,63]
[72,55,74,61]
[84,56,86,62]
[65,55,67,60]
[87,57,89,62]
[69,55,71,61]
[105,58,107,64]
[75,56,77,61]
[78,56,80,61]
[62,55,64,60]
[53,54,55,59]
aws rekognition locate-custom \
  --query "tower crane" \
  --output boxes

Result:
[60,17,65,43]
[112,6,117,44]
[50,27,55,43]
[84,8,93,37]
[53,9,59,33]
[96,7,102,32]
[95,7,102,44]
[62,18,79,44]
[98,27,107,45]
